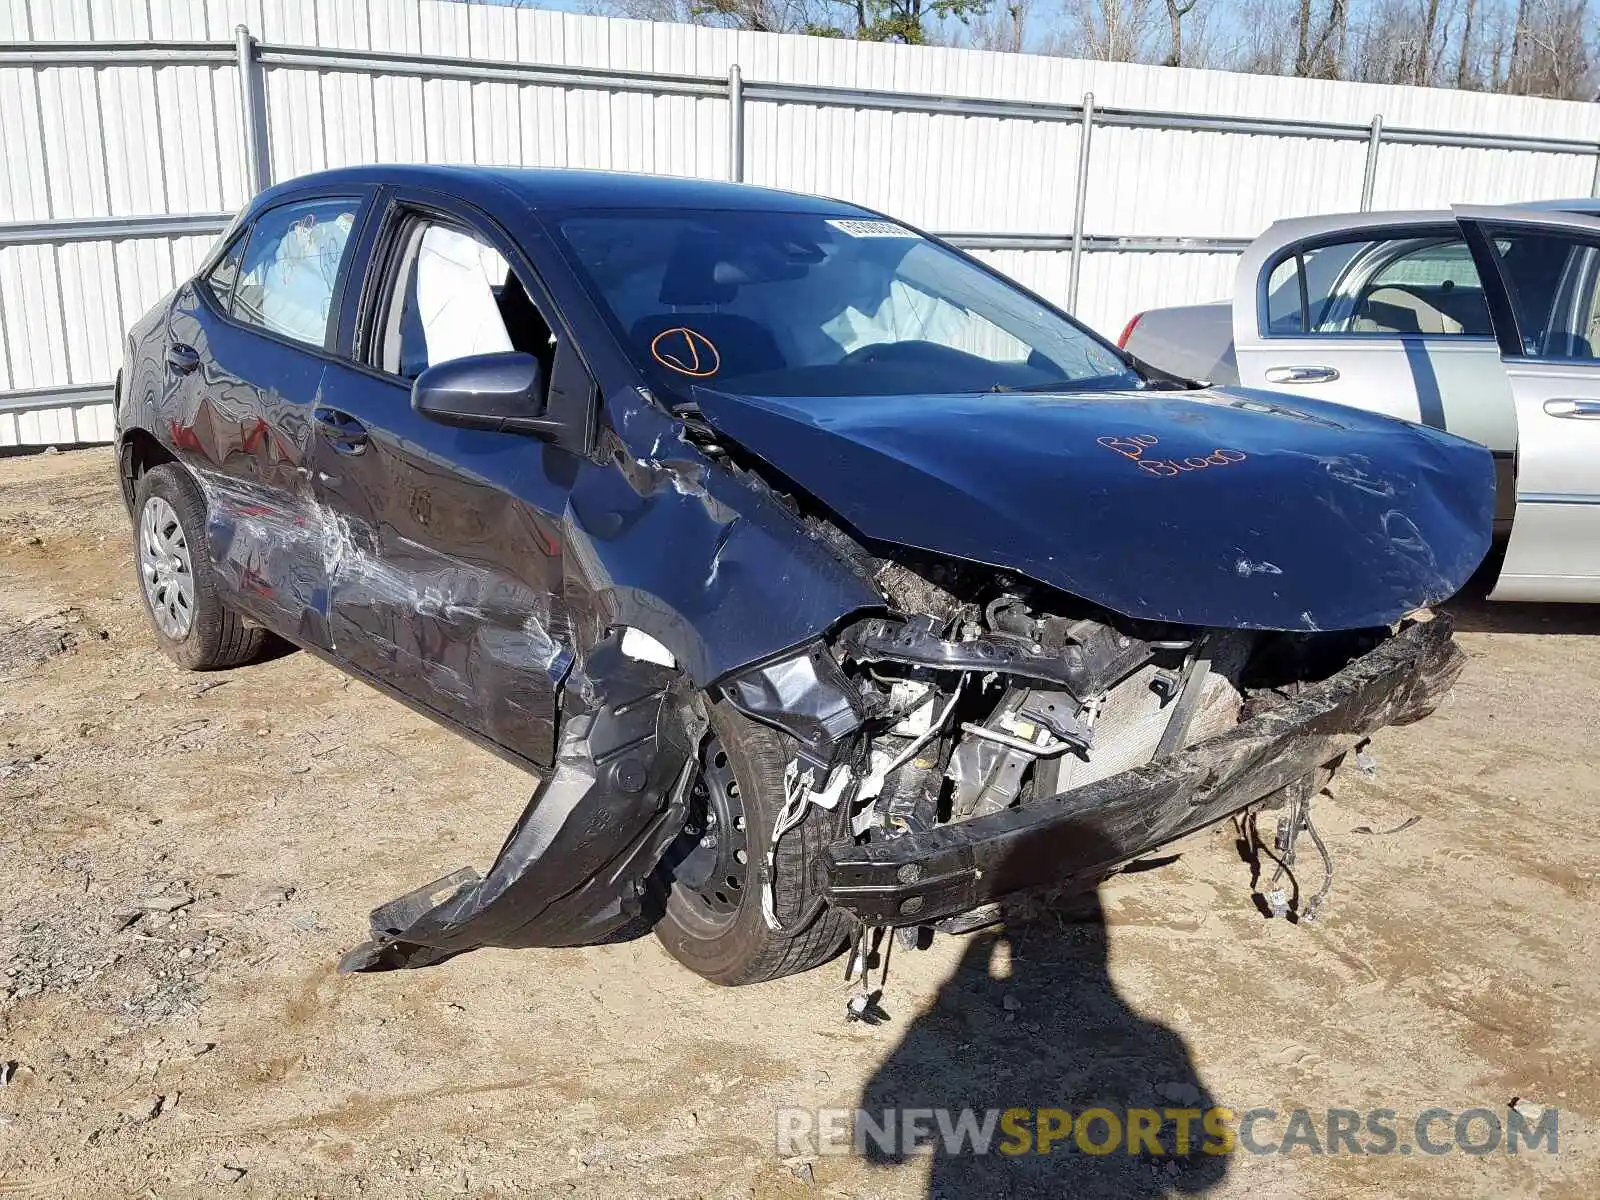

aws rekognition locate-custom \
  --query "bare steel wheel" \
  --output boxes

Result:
[139,494,196,639]
[131,462,267,671]
[654,701,855,985]
[661,736,752,935]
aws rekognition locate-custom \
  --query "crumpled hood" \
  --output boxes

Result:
[693,385,1496,632]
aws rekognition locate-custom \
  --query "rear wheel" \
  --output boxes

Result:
[133,464,266,671]
[654,702,855,985]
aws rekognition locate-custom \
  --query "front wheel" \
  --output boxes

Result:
[654,702,855,985]
[133,463,266,671]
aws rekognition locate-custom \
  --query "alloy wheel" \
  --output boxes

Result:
[139,494,196,640]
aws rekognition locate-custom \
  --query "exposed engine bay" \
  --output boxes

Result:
[720,514,1393,944]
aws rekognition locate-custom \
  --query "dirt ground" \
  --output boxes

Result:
[0,446,1596,1199]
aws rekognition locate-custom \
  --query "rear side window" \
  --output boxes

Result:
[232,197,360,348]
[1479,229,1600,360]
[1264,233,1491,338]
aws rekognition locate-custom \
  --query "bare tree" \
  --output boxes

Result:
[605,0,827,29]
[564,0,1598,97]
[1301,0,1349,78]
[1347,0,1456,84]
[1163,0,1200,66]
[1294,0,1314,74]
[1509,0,1530,77]
[1293,0,1348,78]
[1456,0,1478,86]
[1416,0,1442,82]
[964,0,1032,49]
[1506,0,1594,97]
[1219,0,1297,72]
[1058,0,1159,61]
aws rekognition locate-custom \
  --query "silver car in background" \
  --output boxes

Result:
[1122,201,1600,603]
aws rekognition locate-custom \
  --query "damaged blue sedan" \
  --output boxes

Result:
[114,166,1494,987]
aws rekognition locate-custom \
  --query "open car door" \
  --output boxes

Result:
[1455,205,1600,601]
[1231,211,1518,532]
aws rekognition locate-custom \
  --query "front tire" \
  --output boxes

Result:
[133,463,266,671]
[654,702,855,985]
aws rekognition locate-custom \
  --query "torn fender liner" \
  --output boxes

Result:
[339,634,699,973]
[825,616,1462,925]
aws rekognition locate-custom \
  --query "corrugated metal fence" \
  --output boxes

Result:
[3,0,1599,447]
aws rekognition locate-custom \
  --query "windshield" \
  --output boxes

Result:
[549,209,1137,400]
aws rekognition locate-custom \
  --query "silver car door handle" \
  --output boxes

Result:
[1543,398,1600,418]
[1264,365,1340,384]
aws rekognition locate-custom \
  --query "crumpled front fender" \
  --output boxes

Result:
[339,633,703,972]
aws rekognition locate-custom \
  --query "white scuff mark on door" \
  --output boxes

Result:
[193,468,567,668]
[1234,557,1283,577]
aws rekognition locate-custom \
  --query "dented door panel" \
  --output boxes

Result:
[163,286,335,648]
[312,361,574,768]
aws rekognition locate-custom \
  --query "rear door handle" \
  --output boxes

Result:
[1264,365,1340,384]
[165,342,200,374]
[1543,398,1600,419]
[313,405,369,453]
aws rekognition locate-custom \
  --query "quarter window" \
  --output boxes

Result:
[232,197,360,347]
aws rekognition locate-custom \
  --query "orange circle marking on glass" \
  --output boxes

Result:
[650,327,722,377]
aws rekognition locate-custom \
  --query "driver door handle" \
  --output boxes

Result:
[1264,365,1340,385]
[165,342,200,374]
[1544,398,1600,419]
[313,405,369,453]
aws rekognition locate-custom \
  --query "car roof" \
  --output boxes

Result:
[1512,197,1600,215]
[1261,197,1600,243]
[253,164,872,217]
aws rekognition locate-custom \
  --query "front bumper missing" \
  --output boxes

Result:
[824,616,1463,926]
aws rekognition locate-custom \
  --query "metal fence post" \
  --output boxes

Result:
[1360,114,1383,211]
[1066,92,1094,315]
[235,24,271,196]
[727,64,745,183]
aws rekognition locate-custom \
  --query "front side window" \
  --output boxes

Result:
[232,197,359,347]
[551,209,1135,399]
[1480,229,1600,360]
[1264,232,1491,337]
[377,219,556,382]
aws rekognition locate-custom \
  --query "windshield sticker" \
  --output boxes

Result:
[650,327,722,377]
[1097,434,1248,477]
[825,219,920,240]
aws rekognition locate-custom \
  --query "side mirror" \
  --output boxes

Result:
[411,351,559,437]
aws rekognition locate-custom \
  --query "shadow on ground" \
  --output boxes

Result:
[1443,545,1600,636]
[860,841,1229,1198]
